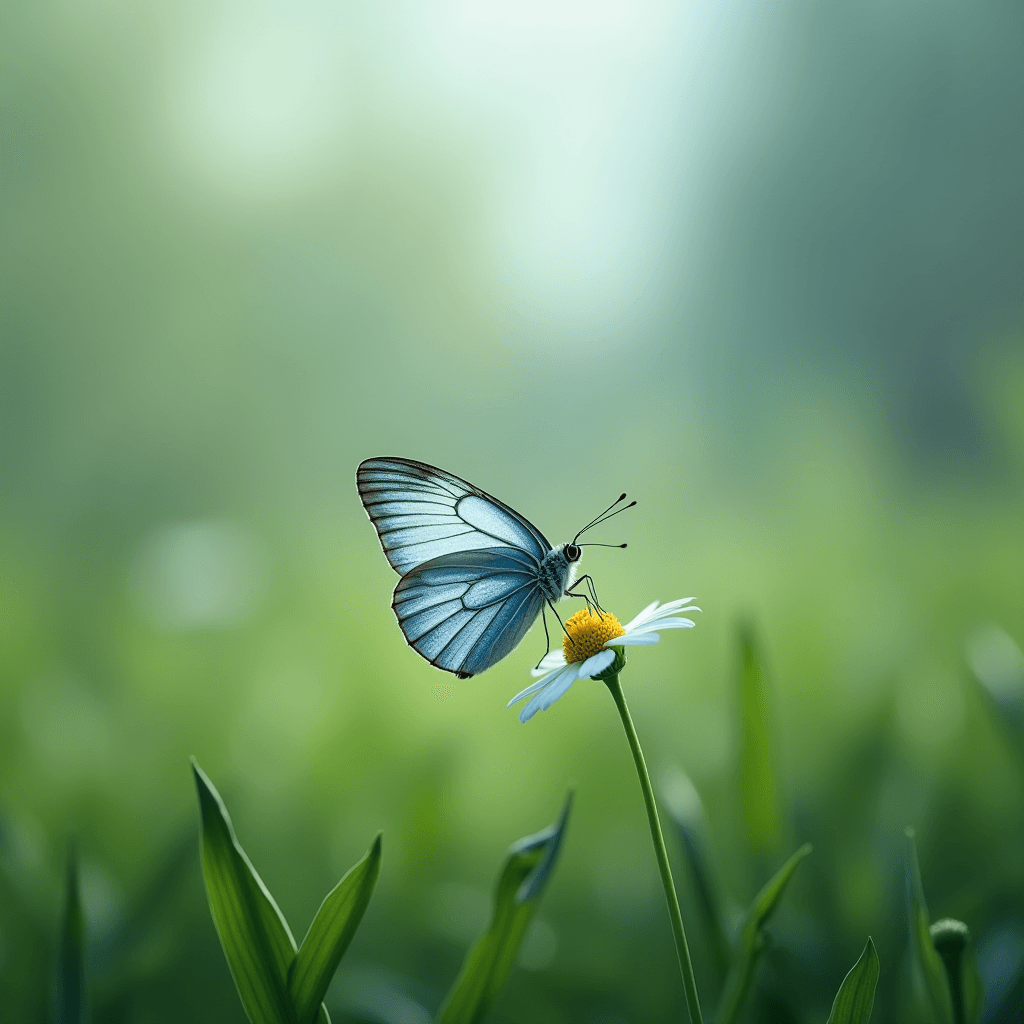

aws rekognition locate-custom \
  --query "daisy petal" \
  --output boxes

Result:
[628,618,695,633]
[519,665,578,723]
[507,674,555,708]
[578,649,615,678]
[531,650,568,677]
[607,632,661,646]
[623,600,661,631]
[642,605,698,624]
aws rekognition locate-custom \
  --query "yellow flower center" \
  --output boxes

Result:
[562,607,625,665]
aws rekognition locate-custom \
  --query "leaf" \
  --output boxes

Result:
[964,623,1024,737]
[192,760,298,1024]
[91,826,197,976]
[56,846,87,1024]
[288,834,382,1024]
[661,766,731,983]
[716,843,813,1024]
[826,938,879,1024]
[737,622,783,855]
[437,793,572,1024]
[904,830,955,1024]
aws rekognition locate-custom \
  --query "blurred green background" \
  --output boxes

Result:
[2,1,1024,1021]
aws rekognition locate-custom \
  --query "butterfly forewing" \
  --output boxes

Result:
[357,458,550,574]
[357,458,554,677]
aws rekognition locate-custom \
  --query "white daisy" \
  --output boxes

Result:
[507,598,700,723]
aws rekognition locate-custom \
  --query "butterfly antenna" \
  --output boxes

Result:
[579,542,628,548]
[573,493,626,541]
[574,496,636,543]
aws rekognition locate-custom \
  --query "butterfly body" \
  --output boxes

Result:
[537,545,579,602]
[357,457,582,678]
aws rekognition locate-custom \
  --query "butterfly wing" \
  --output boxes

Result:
[357,458,553,677]
[392,549,546,677]
[356,457,551,575]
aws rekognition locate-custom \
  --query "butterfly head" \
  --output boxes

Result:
[564,543,582,562]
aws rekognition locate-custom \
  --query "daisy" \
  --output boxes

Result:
[507,598,700,723]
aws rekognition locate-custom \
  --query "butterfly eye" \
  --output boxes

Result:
[565,544,581,562]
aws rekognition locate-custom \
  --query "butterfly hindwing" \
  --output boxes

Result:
[392,549,546,677]
[357,458,551,575]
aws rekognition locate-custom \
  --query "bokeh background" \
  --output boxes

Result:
[3,2,1024,1021]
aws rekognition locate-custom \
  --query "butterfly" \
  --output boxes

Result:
[356,457,632,678]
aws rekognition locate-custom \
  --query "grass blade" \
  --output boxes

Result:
[56,846,87,1024]
[716,843,813,1024]
[737,623,783,856]
[192,759,298,1024]
[661,766,731,984]
[91,826,197,977]
[964,623,1024,737]
[437,793,572,1024]
[288,834,382,1024]
[826,937,879,1024]
[904,830,954,1024]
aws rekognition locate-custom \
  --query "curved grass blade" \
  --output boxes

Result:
[192,760,298,1024]
[964,623,1024,737]
[904,830,955,1024]
[57,846,87,1024]
[661,766,731,984]
[91,826,196,978]
[716,843,813,1024]
[288,834,382,1024]
[737,623,783,856]
[437,793,572,1024]
[826,938,879,1024]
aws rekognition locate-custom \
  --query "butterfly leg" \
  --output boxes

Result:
[564,580,590,608]
[563,577,594,612]
[547,600,577,649]
[565,575,605,615]
[535,605,552,670]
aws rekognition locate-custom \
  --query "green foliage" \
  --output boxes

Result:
[904,831,955,1024]
[737,623,783,856]
[716,843,813,1024]
[288,836,382,1024]
[192,761,381,1024]
[437,793,572,1024]
[56,847,87,1024]
[193,762,300,1024]
[90,828,197,981]
[825,938,879,1024]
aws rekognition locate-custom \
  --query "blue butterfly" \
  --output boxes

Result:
[356,457,631,678]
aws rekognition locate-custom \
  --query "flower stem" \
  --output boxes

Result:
[605,672,704,1024]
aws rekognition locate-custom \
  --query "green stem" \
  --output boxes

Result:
[605,672,704,1024]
